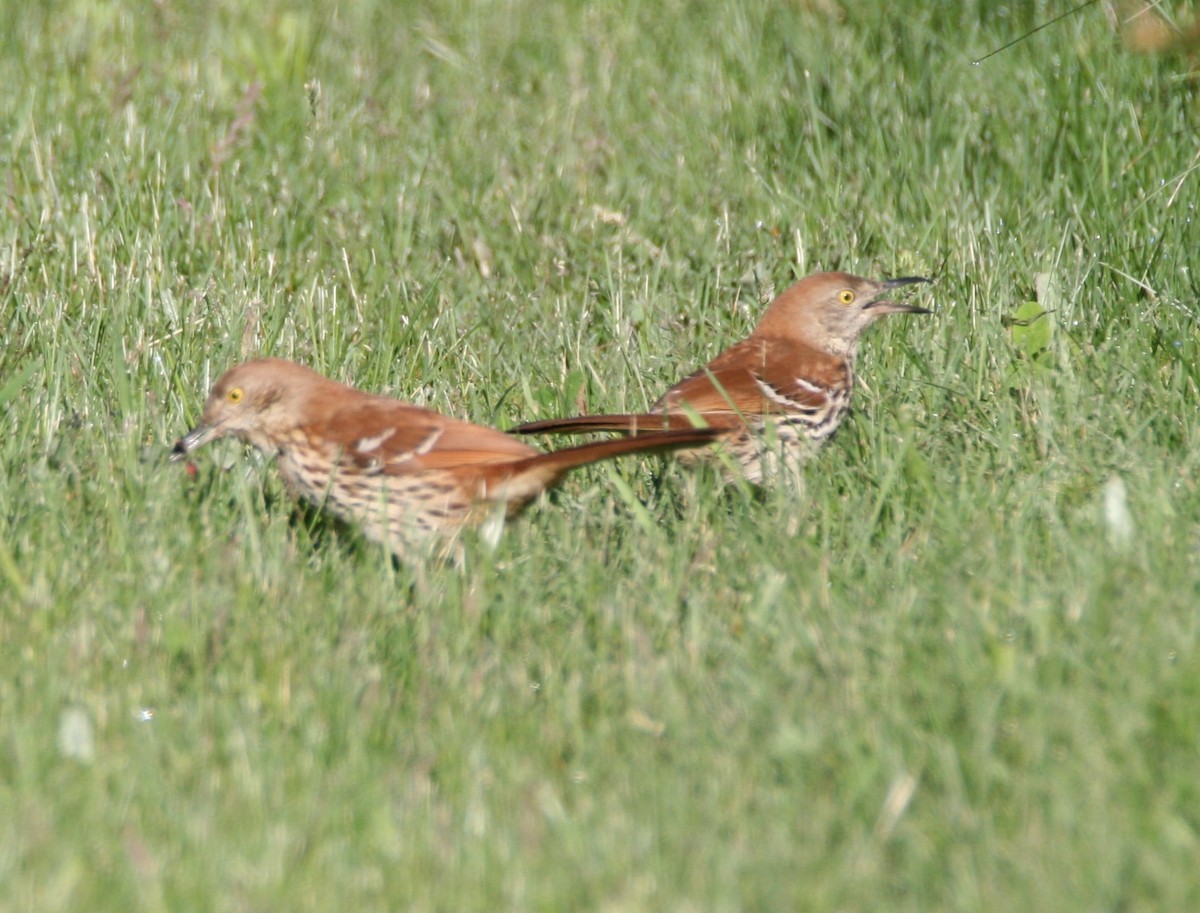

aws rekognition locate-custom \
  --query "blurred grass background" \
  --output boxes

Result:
[2,0,1199,909]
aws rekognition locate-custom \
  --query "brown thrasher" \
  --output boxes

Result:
[171,358,719,556]
[513,272,930,484]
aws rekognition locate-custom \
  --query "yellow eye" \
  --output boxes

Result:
[226,387,244,404]
[838,289,855,305]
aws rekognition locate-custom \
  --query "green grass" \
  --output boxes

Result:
[3,0,1200,909]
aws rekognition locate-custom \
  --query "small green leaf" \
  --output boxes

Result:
[1008,300,1053,357]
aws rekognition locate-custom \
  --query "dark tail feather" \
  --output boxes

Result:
[525,427,719,471]
[511,413,702,435]
[485,428,719,503]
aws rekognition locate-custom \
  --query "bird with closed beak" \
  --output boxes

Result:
[172,358,719,557]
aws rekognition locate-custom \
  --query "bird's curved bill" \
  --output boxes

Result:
[883,276,932,290]
[171,424,218,461]
[866,276,932,314]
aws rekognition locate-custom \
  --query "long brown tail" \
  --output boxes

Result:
[483,427,719,503]
[511,413,703,435]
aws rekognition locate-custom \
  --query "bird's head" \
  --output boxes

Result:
[755,272,931,356]
[172,358,329,458]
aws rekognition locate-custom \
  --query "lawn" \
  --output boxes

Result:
[2,0,1199,910]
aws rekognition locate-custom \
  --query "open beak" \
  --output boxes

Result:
[865,276,932,315]
[170,423,219,461]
